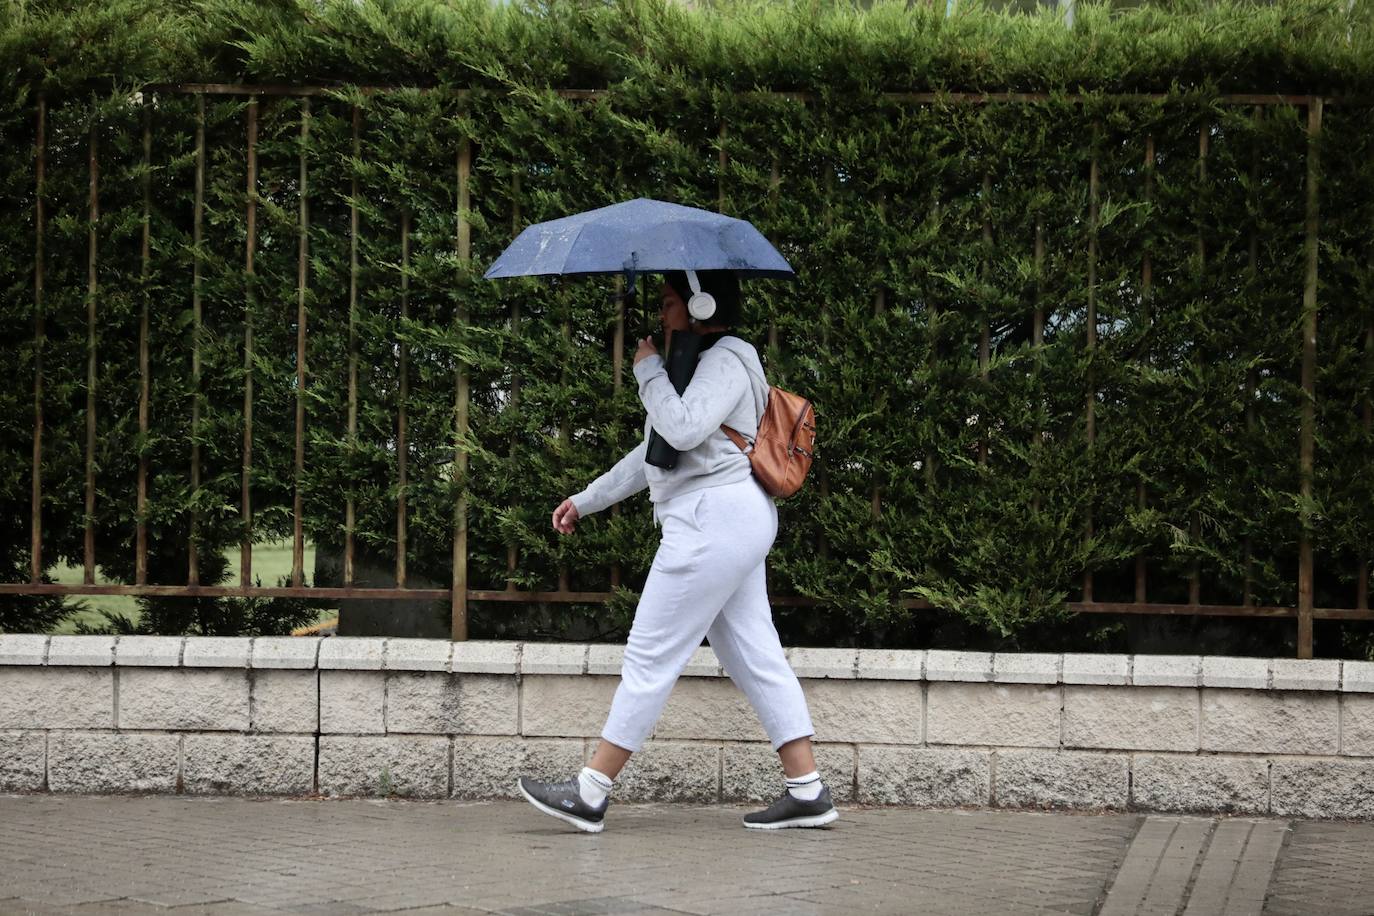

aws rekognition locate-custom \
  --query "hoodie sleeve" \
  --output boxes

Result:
[568,439,649,518]
[632,349,750,452]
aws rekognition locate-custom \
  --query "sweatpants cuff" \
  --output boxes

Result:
[769,729,816,752]
[598,730,644,755]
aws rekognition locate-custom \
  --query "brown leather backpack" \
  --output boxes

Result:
[722,386,816,498]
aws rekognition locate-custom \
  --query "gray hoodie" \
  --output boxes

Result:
[569,335,769,525]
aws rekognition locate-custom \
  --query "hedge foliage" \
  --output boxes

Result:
[1,0,1372,654]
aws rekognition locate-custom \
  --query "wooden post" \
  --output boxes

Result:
[557,302,571,592]
[242,97,259,589]
[507,172,522,590]
[610,270,624,589]
[1083,130,1099,603]
[926,188,940,493]
[873,191,887,519]
[718,120,727,213]
[30,95,45,584]
[1360,306,1372,611]
[769,151,780,353]
[292,98,310,589]
[1136,134,1154,604]
[396,210,410,589]
[1243,109,1260,607]
[84,119,99,586]
[978,174,991,469]
[136,102,152,586]
[1297,98,1323,659]
[818,167,833,561]
[345,105,360,588]
[1189,123,1209,607]
[1031,183,1045,516]
[188,94,205,586]
[453,137,472,641]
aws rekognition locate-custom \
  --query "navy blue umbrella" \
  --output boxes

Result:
[485,198,794,473]
[482,197,795,281]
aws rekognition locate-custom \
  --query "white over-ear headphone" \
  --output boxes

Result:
[685,269,717,322]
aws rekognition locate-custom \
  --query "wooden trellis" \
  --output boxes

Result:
[4,84,1372,657]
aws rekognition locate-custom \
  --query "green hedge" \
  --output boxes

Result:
[1,0,1372,654]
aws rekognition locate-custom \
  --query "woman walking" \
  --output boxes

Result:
[517,269,837,833]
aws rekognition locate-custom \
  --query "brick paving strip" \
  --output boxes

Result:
[0,795,1372,915]
[1099,817,1291,916]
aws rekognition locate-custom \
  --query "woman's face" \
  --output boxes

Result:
[659,282,691,333]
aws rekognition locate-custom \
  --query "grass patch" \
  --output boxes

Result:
[47,540,334,634]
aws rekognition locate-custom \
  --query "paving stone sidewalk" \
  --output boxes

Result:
[1,795,1372,916]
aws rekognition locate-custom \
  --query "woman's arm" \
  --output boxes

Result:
[568,439,649,518]
[633,350,749,451]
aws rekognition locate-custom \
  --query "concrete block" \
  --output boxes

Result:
[1344,660,1374,693]
[385,672,518,735]
[721,742,855,803]
[1201,688,1338,755]
[585,644,625,676]
[1130,754,1269,815]
[318,735,449,798]
[786,647,857,679]
[183,735,315,795]
[0,668,113,729]
[521,643,586,675]
[683,645,722,677]
[925,650,991,682]
[521,675,619,738]
[857,746,991,807]
[992,653,1060,685]
[118,668,250,732]
[251,636,320,670]
[384,638,451,672]
[320,670,385,734]
[1270,658,1340,692]
[927,683,1060,748]
[1063,685,1198,752]
[0,634,48,666]
[806,679,922,745]
[656,678,768,742]
[0,731,45,791]
[993,750,1128,810]
[183,637,251,669]
[114,635,184,667]
[1062,653,1129,686]
[855,649,923,681]
[1202,656,1268,690]
[319,637,385,670]
[47,732,178,794]
[47,635,114,667]
[1342,695,1374,757]
[450,641,520,675]
[251,668,318,734]
[614,740,719,802]
[451,736,587,798]
[1271,757,1374,819]
[1131,655,1202,688]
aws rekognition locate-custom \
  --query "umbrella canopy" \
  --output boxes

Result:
[482,197,795,281]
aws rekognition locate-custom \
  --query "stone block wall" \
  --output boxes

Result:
[2,636,1372,818]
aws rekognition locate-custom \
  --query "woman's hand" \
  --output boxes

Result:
[552,498,580,535]
[633,336,659,366]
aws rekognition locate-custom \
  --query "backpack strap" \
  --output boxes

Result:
[712,344,764,456]
[721,424,753,455]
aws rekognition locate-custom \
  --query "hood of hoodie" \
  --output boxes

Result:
[708,335,770,426]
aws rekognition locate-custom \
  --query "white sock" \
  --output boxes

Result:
[577,766,614,807]
[785,770,823,801]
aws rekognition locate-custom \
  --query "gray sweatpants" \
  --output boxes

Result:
[599,476,816,753]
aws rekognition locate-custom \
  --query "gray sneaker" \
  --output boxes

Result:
[743,784,839,829]
[517,775,608,833]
